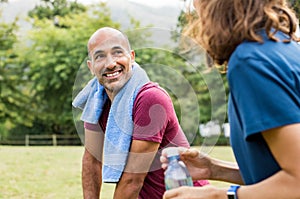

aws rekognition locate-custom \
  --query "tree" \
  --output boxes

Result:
[16,2,155,137]
[5,0,298,143]
[170,0,300,145]
[28,0,86,20]
[0,16,34,127]
[16,3,120,135]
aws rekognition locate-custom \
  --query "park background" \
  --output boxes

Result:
[1,0,300,198]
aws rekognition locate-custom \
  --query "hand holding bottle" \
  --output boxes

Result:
[164,147,194,190]
[161,147,213,181]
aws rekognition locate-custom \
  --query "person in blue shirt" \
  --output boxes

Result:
[160,0,300,198]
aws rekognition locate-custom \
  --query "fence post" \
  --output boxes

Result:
[25,135,29,146]
[52,134,57,146]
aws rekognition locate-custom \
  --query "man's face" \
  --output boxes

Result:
[88,33,135,96]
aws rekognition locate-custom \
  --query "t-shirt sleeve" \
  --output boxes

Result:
[84,122,101,132]
[228,57,300,138]
[132,86,174,143]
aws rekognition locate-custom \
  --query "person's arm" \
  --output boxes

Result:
[163,123,300,199]
[82,128,104,199]
[209,157,243,184]
[236,123,300,199]
[113,139,160,199]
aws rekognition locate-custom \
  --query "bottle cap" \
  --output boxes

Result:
[165,147,180,158]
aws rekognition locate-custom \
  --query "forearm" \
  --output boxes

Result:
[164,170,300,199]
[237,170,300,199]
[113,172,146,199]
[210,158,244,185]
[82,149,102,199]
[213,169,300,199]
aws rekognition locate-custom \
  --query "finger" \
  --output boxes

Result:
[181,148,199,159]
[160,156,168,168]
[161,160,168,170]
[162,147,188,156]
[159,155,168,163]
[160,154,168,163]
[163,189,179,199]
[161,163,168,170]
[177,146,188,154]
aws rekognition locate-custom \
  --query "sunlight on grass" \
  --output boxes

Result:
[0,146,83,199]
[0,146,236,198]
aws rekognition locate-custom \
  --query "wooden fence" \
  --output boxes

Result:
[0,134,83,146]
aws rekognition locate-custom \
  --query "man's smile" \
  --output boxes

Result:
[103,69,123,79]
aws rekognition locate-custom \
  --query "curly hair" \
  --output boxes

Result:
[184,0,300,66]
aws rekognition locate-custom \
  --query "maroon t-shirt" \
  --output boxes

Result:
[85,82,209,199]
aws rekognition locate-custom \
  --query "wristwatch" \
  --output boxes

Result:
[227,185,240,199]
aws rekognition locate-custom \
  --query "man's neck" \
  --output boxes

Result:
[105,89,118,102]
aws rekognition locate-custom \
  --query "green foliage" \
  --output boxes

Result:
[168,6,230,144]
[28,0,86,20]
[0,16,35,129]
[17,3,121,135]
[1,0,299,144]
[290,0,300,19]
[1,1,157,138]
[134,45,227,144]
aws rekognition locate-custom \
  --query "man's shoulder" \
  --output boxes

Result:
[135,82,172,107]
[136,82,170,102]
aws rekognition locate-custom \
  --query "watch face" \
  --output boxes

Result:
[227,194,235,199]
[227,185,240,199]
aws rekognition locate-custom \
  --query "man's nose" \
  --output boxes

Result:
[105,54,117,68]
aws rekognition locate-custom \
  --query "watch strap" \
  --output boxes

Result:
[227,185,240,199]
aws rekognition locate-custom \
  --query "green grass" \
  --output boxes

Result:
[0,146,236,199]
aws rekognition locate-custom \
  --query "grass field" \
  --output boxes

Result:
[0,146,236,199]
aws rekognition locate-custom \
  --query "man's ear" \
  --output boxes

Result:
[87,60,94,75]
[130,50,135,63]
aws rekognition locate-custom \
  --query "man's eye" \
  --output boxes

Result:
[113,50,124,56]
[95,54,105,60]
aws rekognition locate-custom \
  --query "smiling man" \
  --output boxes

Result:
[87,28,134,99]
[74,27,209,199]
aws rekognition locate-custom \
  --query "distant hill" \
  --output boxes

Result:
[1,0,183,46]
[1,0,182,29]
[107,0,182,29]
[107,0,183,47]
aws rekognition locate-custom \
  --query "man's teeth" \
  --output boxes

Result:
[106,71,120,77]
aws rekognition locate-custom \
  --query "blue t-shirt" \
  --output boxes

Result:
[227,31,300,185]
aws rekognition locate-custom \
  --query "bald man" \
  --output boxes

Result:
[79,27,209,199]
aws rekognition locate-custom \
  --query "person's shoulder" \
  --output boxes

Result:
[232,40,263,60]
[139,82,169,97]
[136,82,172,104]
[230,30,299,68]
[233,30,296,59]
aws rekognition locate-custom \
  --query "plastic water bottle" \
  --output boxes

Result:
[164,147,194,190]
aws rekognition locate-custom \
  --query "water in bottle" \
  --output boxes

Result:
[164,147,194,190]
